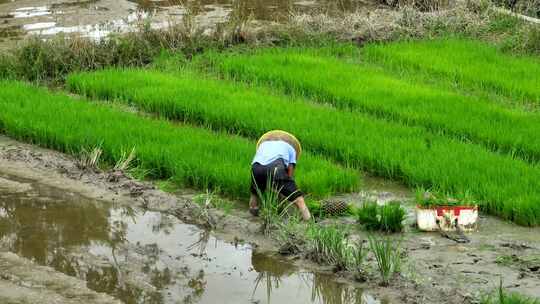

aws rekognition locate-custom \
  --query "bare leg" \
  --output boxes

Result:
[249,194,260,216]
[293,196,311,221]
[249,194,259,209]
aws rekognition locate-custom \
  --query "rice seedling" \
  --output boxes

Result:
[356,202,379,231]
[306,224,367,272]
[201,46,540,163]
[192,189,224,228]
[0,81,358,201]
[350,240,367,274]
[193,189,234,214]
[481,280,540,304]
[368,235,402,286]
[415,187,477,208]
[114,147,137,171]
[357,201,405,233]
[67,69,540,226]
[380,203,406,233]
[307,224,352,271]
[77,146,103,171]
[363,38,540,105]
[254,178,297,235]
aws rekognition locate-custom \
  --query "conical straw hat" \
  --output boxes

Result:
[256,130,302,158]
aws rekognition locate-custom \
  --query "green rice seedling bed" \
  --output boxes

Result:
[68,69,540,226]
[0,81,359,199]
[200,47,540,163]
[363,38,540,105]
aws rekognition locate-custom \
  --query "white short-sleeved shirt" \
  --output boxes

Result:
[252,140,297,167]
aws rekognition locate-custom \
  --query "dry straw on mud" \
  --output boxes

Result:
[77,146,103,171]
[388,0,451,11]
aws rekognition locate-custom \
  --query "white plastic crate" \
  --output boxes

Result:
[416,205,478,232]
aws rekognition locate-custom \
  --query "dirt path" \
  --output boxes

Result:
[0,135,539,303]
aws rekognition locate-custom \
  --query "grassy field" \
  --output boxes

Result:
[67,69,540,226]
[0,81,359,199]
[363,38,540,105]
[198,47,540,163]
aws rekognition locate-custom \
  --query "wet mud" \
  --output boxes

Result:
[0,0,369,47]
[0,182,375,304]
[0,135,539,303]
[0,136,380,303]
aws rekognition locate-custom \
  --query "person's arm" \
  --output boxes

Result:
[287,164,295,177]
[288,144,297,177]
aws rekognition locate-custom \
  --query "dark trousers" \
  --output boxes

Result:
[250,159,302,202]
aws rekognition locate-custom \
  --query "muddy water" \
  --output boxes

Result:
[0,0,368,46]
[0,172,376,304]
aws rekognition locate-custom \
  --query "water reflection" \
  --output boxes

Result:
[0,174,373,304]
[0,197,111,264]
[131,0,364,20]
[0,0,368,44]
[252,252,370,304]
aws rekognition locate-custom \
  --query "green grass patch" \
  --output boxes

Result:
[200,46,540,163]
[363,38,540,105]
[0,81,358,200]
[67,69,540,226]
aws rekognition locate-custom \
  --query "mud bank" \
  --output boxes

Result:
[0,179,375,304]
[0,135,539,303]
[0,135,382,303]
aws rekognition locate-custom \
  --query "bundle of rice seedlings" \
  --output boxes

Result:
[357,201,405,233]
[368,235,402,286]
[307,224,352,271]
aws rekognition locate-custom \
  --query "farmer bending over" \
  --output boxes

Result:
[249,131,311,221]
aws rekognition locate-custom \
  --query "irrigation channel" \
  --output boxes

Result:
[0,0,367,47]
[0,144,380,304]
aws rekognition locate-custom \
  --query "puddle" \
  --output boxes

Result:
[0,172,377,304]
[24,11,154,41]
[11,6,52,18]
[0,0,370,45]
